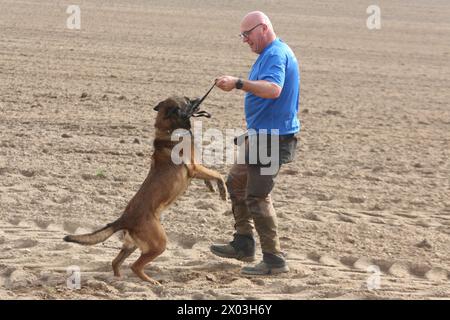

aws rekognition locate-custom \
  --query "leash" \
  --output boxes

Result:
[188,81,216,118]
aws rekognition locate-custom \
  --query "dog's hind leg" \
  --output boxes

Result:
[112,245,137,277]
[129,220,167,284]
[130,251,163,285]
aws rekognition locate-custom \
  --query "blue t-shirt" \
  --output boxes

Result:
[245,38,300,135]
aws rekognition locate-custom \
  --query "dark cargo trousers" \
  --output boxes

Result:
[226,164,282,256]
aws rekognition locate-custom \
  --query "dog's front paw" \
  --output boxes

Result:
[204,180,215,192]
[217,178,227,201]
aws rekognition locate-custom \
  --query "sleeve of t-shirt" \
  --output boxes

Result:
[258,52,286,89]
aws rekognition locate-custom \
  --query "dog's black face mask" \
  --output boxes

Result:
[153,96,211,131]
[184,97,212,119]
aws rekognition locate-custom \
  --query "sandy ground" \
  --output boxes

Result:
[0,0,449,300]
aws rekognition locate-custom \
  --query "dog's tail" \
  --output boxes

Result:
[63,218,124,246]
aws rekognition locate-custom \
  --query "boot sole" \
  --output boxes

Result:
[241,265,290,276]
[210,247,256,262]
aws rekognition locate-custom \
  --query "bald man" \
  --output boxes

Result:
[211,11,300,275]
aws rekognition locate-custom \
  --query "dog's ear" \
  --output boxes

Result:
[154,100,168,111]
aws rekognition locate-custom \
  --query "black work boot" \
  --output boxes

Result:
[210,234,256,262]
[241,252,289,275]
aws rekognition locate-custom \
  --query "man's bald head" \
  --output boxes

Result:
[240,11,276,54]
[241,11,274,31]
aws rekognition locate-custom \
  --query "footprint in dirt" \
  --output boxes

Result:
[408,263,432,278]
[33,219,53,229]
[13,238,38,249]
[339,255,450,282]
[388,262,410,278]
[348,196,366,204]
[52,243,72,251]
[7,218,21,226]
[20,170,35,178]
[424,268,448,281]
[63,221,83,234]
[303,212,324,222]
[338,214,356,223]
[318,255,342,266]
[7,268,38,289]
[307,252,342,266]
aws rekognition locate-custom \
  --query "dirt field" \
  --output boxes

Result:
[0,0,449,299]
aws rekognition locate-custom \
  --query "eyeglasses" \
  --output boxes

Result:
[239,23,264,39]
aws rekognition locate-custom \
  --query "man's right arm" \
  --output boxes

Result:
[215,75,281,99]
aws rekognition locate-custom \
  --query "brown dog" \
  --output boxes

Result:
[64,96,227,284]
